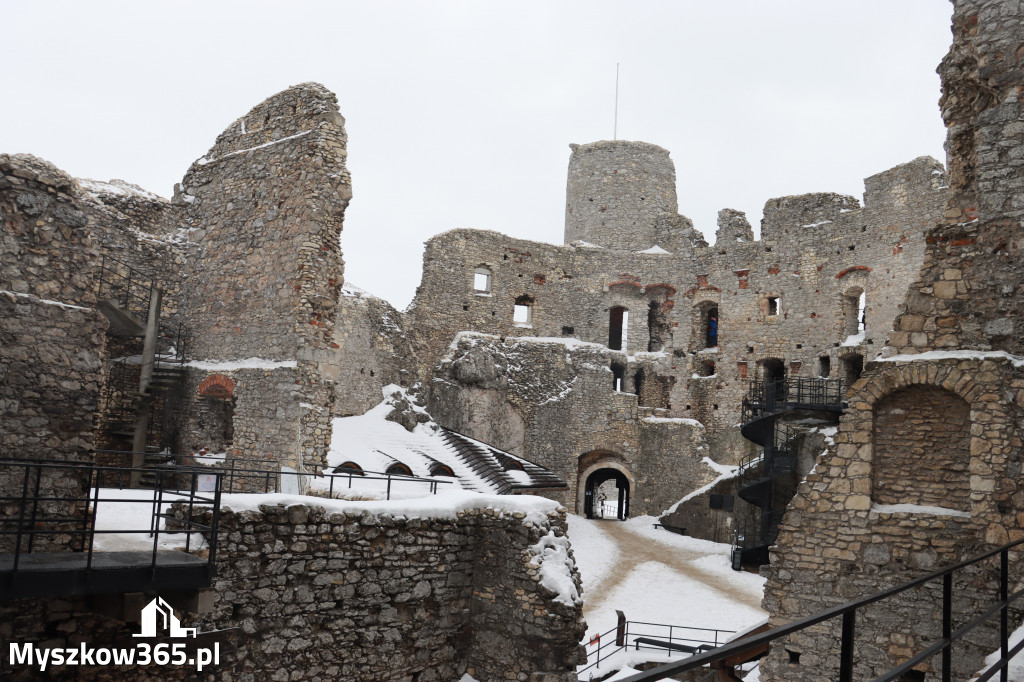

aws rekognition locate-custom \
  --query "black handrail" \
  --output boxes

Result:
[578,619,735,678]
[617,537,1024,681]
[0,459,222,576]
[94,450,455,499]
[97,254,155,323]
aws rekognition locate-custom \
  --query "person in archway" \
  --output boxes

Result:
[707,315,718,347]
[597,490,607,518]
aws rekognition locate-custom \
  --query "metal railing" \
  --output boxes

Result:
[742,376,845,422]
[578,615,734,679]
[94,450,455,499]
[617,538,1024,682]
[97,254,156,324]
[0,459,222,575]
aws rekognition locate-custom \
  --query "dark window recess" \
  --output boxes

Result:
[562,326,575,335]
[819,356,831,378]
[788,650,801,664]
[609,306,628,350]
[709,494,724,510]
[611,363,626,392]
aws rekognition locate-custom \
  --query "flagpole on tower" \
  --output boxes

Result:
[614,63,620,140]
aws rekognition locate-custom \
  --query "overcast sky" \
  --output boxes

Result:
[3,1,953,309]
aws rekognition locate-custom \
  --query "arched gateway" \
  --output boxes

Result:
[577,451,633,520]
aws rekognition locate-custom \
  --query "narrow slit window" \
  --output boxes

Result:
[611,363,626,392]
[609,306,629,351]
[767,296,780,317]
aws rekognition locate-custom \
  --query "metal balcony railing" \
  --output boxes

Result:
[0,459,222,599]
[95,451,456,498]
[616,538,1024,682]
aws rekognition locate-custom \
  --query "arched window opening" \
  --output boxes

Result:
[386,462,413,476]
[513,295,533,326]
[842,287,866,337]
[430,463,455,477]
[608,306,629,351]
[334,461,364,476]
[705,305,719,348]
[473,266,492,294]
[611,362,626,392]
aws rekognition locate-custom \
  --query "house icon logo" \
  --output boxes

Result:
[133,597,197,638]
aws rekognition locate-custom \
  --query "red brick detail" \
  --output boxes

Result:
[737,362,748,379]
[790,361,802,374]
[534,274,547,285]
[835,265,872,279]
[198,374,235,399]
[697,274,708,288]
[767,265,780,275]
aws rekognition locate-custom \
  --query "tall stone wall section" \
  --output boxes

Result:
[429,333,718,516]
[175,83,352,472]
[761,2,1024,680]
[328,286,417,417]
[409,157,946,514]
[0,502,585,682]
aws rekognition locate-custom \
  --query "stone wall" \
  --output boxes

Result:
[179,82,350,362]
[328,286,417,417]
[0,499,586,682]
[429,333,718,516]
[170,83,352,472]
[761,3,1024,679]
[408,153,946,518]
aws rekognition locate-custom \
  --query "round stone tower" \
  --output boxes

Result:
[564,140,679,250]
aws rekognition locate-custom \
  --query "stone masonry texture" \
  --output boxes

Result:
[0,503,586,682]
[760,1,1024,680]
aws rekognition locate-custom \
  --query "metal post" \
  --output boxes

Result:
[1001,548,1009,682]
[839,610,856,682]
[942,572,952,682]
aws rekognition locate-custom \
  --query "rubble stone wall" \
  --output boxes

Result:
[178,82,350,362]
[328,287,417,417]
[0,502,586,682]
[409,155,947,482]
[429,334,718,516]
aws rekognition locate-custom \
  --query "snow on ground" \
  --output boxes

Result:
[90,487,205,553]
[569,514,767,680]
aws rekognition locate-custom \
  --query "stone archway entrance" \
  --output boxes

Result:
[583,468,630,520]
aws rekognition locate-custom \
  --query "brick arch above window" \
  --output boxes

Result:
[198,374,235,399]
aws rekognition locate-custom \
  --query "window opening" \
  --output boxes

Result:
[818,356,831,378]
[386,462,413,476]
[608,306,629,351]
[611,362,626,392]
[562,325,575,336]
[334,461,364,475]
[429,464,455,477]
[858,291,866,331]
[843,354,864,385]
[767,296,780,317]
[705,305,719,348]
[699,359,716,377]
[513,295,533,325]
[473,267,492,294]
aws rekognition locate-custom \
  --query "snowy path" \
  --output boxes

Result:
[567,514,767,680]
[580,518,763,619]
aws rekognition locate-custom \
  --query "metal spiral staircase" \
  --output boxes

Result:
[95,256,188,483]
[731,377,846,568]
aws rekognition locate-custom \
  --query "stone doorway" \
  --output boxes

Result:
[583,468,630,520]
